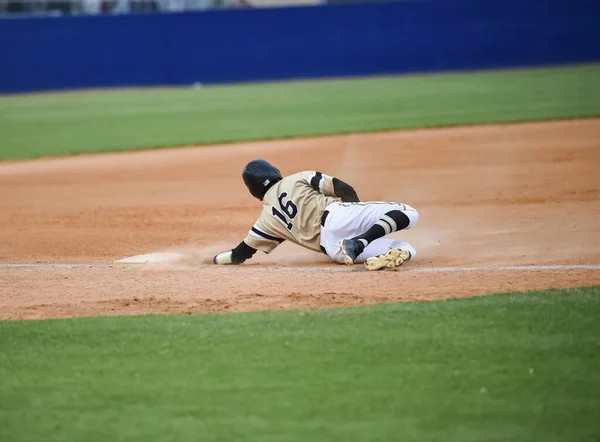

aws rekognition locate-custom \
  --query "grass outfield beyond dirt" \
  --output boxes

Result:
[0,64,599,160]
[1,287,599,442]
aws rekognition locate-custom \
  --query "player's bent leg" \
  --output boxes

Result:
[358,240,416,271]
[341,203,418,265]
[320,201,419,265]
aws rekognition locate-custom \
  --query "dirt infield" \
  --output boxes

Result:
[1,119,599,320]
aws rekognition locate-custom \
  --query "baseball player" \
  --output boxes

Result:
[213,159,419,270]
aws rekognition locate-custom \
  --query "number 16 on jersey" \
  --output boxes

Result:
[272,192,298,231]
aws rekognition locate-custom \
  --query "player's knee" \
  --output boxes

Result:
[406,208,418,228]
[399,205,419,229]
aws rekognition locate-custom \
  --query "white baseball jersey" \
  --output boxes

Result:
[243,171,340,254]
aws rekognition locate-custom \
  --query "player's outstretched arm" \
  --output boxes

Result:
[214,241,257,265]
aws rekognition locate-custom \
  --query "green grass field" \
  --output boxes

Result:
[0,64,599,160]
[1,287,599,442]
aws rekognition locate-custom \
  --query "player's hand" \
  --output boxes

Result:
[213,250,237,265]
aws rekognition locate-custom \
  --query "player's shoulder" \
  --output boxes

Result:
[283,171,307,181]
[275,171,311,187]
[284,171,326,182]
[281,171,335,193]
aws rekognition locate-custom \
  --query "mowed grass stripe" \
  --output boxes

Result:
[1,286,599,442]
[0,64,599,160]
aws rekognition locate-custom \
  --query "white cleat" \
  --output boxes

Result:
[364,248,411,271]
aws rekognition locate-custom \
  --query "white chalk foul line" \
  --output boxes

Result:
[273,264,600,273]
[0,263,598,272]
[0,263,113,269]
[411,265,600,273]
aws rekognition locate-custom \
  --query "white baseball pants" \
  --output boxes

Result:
[319,201,418,264]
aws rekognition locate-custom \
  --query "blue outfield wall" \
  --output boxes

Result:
[1,0,600,93]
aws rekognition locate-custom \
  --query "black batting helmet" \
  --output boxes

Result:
[242,159,283,200]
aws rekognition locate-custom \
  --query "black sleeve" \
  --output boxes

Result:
[231,241,257,264]
[333,177,360,202]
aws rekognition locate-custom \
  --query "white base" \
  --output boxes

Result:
[114,252,184,265]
